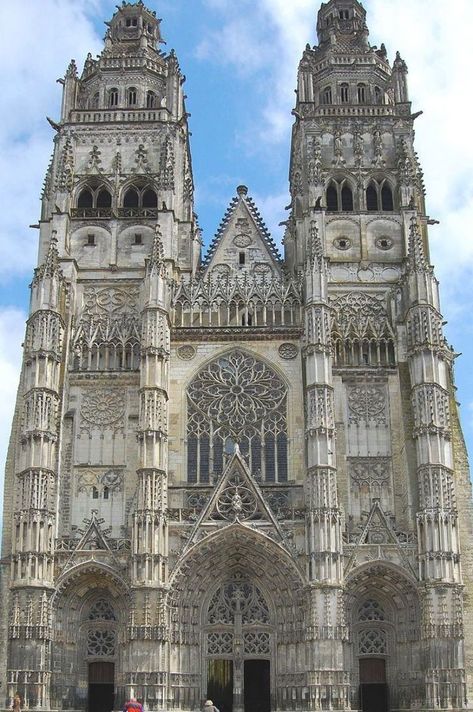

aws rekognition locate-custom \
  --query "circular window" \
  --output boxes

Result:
[375,236,393,250]
[334,236,351,251]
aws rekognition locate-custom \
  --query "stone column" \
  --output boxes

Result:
[8,235,66,710]
[303,218,348,710]
[128,229,170,709]
[405,216,467,709]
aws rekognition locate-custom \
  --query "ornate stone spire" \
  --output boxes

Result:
[148,225,166,277]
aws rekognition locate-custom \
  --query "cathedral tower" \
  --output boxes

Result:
[1,2,473,712]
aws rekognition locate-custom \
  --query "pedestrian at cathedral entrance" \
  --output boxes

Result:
[203,700,220,712]
[123,697,143,712]
[12,693,21,712]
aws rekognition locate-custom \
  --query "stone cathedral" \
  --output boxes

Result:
[1,1,473,711]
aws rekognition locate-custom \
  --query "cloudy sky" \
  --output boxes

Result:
[0,0,472,525]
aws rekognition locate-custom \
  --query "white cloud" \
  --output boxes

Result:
[0,0,103,280]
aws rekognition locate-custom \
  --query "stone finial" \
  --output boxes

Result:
[237,185,248,197]
[408,216,428,272]
[39,231,61,279]
[148,225,166,276]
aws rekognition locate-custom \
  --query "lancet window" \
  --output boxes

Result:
[366,179,394,211]
[119,183,158,217]
[75,183,112,218]
[187,350,288,483]
[146,91,158,108]
[331,292,396,367]
[326,179,354,212]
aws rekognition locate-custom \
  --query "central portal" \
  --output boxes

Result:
[205,577,273,712]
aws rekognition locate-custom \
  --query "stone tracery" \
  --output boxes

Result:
[187,350,288,483]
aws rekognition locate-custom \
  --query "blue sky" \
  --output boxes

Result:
[0,0,473,526]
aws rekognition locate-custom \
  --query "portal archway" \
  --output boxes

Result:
[169,524,305,712]
[346,563,421,712]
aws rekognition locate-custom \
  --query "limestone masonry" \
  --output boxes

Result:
[1,2,472,711]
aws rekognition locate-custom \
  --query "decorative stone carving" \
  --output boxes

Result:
[87,629,115,656]
[347,384,387,425]
[207,579,270,625]
[217,471,258,521]
[177,345,196,360]
[80,389,125,431]
[207,632,233,655]
[278,343,298,360]
[233,234,252,248]
[349,457,390,487]
[358,628,387,655]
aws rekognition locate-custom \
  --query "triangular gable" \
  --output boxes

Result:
[73,511,111,551]
[202,185,282,276]
[183,447,286,552]
[345,499,416,577]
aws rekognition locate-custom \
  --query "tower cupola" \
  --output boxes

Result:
[106,1,163,51]
[317,0,368,48]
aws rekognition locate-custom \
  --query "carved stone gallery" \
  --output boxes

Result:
[1,1,473,712]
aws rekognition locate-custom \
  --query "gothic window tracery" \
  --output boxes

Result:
[331,292,396,367]
[357,83,367,104]
[326,179,354,212]
[76,183,112,217]
[120,183,158,217]
[340,83,349,103]
[358,599,386,622]
[366,179,394,211]
[87,629,116,657]
[187,351,288,483]
[89,600,117,621]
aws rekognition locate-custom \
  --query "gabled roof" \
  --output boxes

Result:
[201,185,282,272]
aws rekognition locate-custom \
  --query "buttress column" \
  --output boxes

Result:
[9,235,66,710]
[127,229,171,707]
[405,216,467,709]
[303,217,348,710]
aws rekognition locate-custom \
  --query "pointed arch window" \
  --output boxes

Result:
[326,179,354,212]
[186,350,288,484]
[322,86,332,105]
[340,83,349,104]
[75,184,112,217]
[108,88,119,108]
[374,86,383,105]
[121,184,158,215]
[366,179,394,211]
[78,188,93,209]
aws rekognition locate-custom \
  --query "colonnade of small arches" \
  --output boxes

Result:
[74,181,158,217]
[325,177,395,212]
[321,82,387,107]
[88,87,161,110]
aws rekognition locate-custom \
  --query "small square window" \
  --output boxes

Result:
[132,18,138,27]
[239,251,246,265]
[134,233,142,245]
[87,234,95,246]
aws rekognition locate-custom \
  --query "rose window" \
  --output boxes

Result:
[87,629,116,657]
[187,350,288,483]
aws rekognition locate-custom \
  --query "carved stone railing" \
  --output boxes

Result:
[70,207,113,219]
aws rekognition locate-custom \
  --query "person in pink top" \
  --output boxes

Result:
[123,697,144,712]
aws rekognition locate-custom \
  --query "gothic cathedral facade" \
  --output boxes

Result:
[1,2,473,712]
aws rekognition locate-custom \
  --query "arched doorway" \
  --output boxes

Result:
[51,563,130,712]
[169,524,305,712]
[346,563,421,711]
[205,576,272,712]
